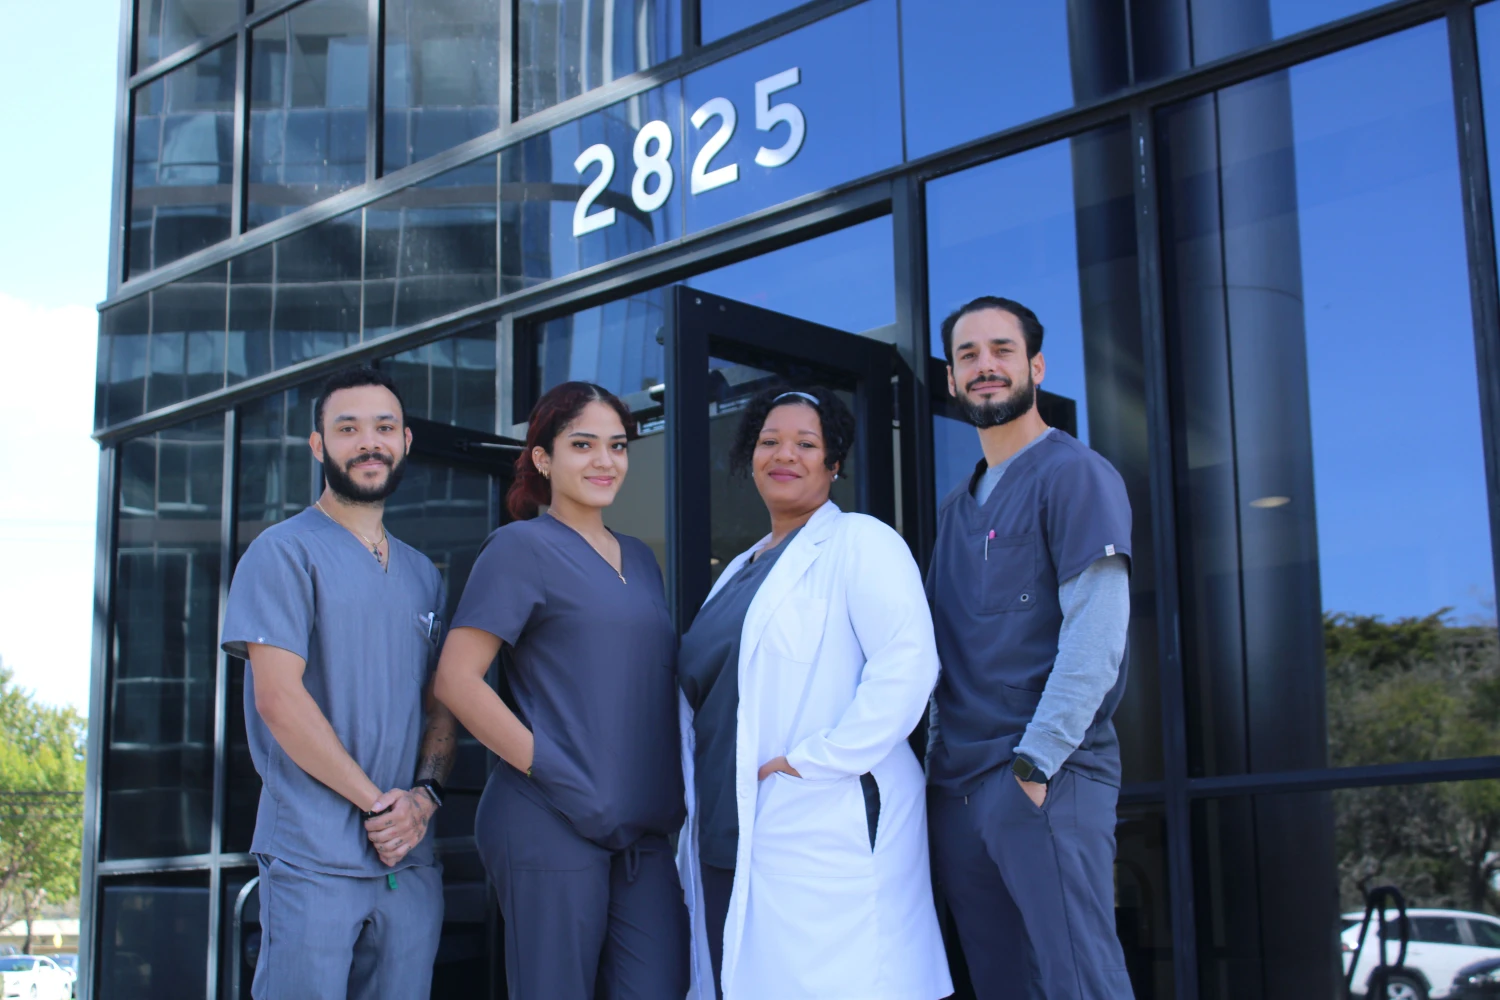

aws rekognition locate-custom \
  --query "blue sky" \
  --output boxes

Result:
[0,1,118,710]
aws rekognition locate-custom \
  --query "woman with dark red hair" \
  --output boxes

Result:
[434,381,687,998]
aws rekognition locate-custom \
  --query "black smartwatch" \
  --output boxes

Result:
[1011,754,1050,785]
[414,778,445,808]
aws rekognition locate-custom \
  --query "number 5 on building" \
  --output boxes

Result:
[754,68,805,168]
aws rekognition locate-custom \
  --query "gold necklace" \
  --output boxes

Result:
[315,500,387,563]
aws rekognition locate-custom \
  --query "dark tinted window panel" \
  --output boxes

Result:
[383,0,501,173]
[128,42,236,278]
[229,212,364,380]
[382,328,498,431]
[226,387,319,853]
[1115,803,1174,1000]
[97,874,210,999]
[925,123,1160,783]
[515,0,678,119]
[136,0,239,71]
[500,83,683,291]
[247,0,370,229]
[681,0,901,234]
[699,0,811,45]
[218,867,260,1000]
[97,299,151,429]
[1157,22,1496,778]
[105,416,224,860]
[1193,781,1500,1000]
[365,157,498,338]
[145,265,229,413]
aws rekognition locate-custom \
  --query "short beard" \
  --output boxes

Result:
[958,372,1037,429]
[322,449,407,505]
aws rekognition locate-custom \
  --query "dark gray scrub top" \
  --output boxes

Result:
[451,515,684,852]
[926,430,1132,793]
[221,507,444,877]
[678,528,801,869]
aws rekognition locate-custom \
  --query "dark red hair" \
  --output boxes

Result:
[506,381,635,520]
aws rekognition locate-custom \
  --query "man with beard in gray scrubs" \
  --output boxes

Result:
[926,298,1134,1000]
[221,367,456,1000]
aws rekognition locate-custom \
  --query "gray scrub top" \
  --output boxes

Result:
[221,507,444,877]
[926,430,1132,793]
[451,515,684,852]
[678,528,800,869]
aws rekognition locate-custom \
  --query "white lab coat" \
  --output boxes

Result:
[677,501,952,1000]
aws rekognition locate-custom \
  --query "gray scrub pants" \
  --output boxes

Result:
[476,764,689,1000]
[252,856,443,1000]
[929,768,1134,1000]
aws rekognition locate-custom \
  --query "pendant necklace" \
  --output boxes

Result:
[315,500,387,564]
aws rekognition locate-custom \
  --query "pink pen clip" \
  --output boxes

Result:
[985,529,995,560]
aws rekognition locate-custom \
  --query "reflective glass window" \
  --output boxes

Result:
[229,210,364,381]
[1193,781,1500,1000]
[247,0,370,229]
[1478,3,1500,251]
[1189,0,1387,64]
[681,0,901,234]
[528,294,669,565]
[97,874,210,998]
[105,416,224,860]
[383,0,501,173]
[136,0,239,71]
[683,215,894,337]
[902,1,1081,161]
[383,327,498,431]
[227,387,319,852]
[515,0,678,119]
[129,42,237,279]
[1157,22,1496,778]
[146,265,229,413]
[500,83,683,292]
[925,123,1160,783]
[97,298,151,429]
[700,0,812,45]
[365,157,498,338]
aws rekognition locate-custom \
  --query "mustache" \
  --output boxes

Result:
[345,452,394,472]
[966,374,1012,392]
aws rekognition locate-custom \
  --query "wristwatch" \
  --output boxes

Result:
[1011,754,1050,785]
[414,778,445,808]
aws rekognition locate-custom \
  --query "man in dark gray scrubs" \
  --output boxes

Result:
[926,297,1135,1000]
[221,367,455,1000]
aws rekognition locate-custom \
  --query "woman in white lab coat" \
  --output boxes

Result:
[675,385,951,1000]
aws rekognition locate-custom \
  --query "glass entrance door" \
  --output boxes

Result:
[665,286,901,627]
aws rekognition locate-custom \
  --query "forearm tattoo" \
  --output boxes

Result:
[415,706,457,785]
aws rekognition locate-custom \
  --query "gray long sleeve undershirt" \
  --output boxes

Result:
[1015,554,1130,779]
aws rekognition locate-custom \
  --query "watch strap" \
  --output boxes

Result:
[414,778,445,807]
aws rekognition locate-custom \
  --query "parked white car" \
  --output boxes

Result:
[0,955,71,1000]
[1342,909,1500,1000]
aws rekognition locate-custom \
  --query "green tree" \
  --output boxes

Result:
[0,659,86,952]
[1325,612,1500,914]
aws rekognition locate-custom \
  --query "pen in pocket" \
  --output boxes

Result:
[985,529,995,560]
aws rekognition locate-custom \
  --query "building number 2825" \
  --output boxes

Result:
[571,68,806,238]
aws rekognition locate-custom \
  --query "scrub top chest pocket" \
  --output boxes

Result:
[981,531,1037,614]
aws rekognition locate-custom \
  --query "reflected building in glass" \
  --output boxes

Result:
[84,1,1500,998]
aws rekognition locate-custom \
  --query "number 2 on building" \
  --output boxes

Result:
[571,68,806,238]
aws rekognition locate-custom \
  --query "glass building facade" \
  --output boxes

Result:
[84,1,1500,997]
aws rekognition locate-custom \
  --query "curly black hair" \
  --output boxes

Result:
[728,383,856,478]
